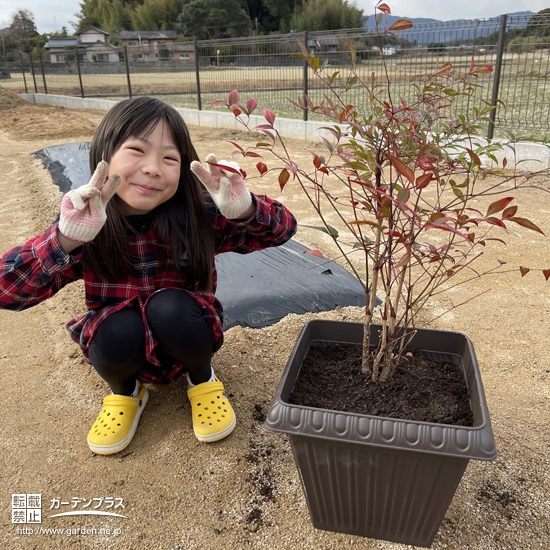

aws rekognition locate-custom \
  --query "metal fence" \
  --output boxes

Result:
[1,14,549,139]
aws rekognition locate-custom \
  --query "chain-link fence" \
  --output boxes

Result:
[1,14,549,138]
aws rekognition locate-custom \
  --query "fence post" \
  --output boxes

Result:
[124,46,132,98]
[303,31,308,122]
[194,38,202,110]
[19,52,28,93]
[487,14,507,140]
[75,51,84,98]
[28,53,38,93]
[38,50,48,94]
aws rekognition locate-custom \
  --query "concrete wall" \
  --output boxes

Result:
[19,93,550,172]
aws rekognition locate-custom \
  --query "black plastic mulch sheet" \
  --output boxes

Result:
[33,142,369,330]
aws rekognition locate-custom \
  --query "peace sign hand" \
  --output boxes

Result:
[190,153,252,219]
[58,160,120,243]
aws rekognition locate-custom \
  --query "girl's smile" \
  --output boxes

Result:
[108,120,181,215]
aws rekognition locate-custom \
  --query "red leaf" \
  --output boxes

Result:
[211,99,227,107]
[245,151,263,158]
[304,249,323,258]
[519,266,530,277]
[263,107,276,126]
[313,156,322,169]
[210,162,240,175]
[432,63,453,77]
[543,269,550,281]
[256,162,268,176]
[386,154,415,184]
[228,89,239,106]
[487,197,514,217]
[230,105,241,117]
[508,217,545,235]
[246,98,258,114]
[377,3,391,14]
[257,128,275,141]
[278,168,290,190]
[415,173,433,189]
[485,216,507,229]
[418,155,437,171]
[475,65,494,74]
[227,141,244,152]
[503,157,508,168]
[502,205,518,219]
[388,19,413,32]
[467,148,481,167]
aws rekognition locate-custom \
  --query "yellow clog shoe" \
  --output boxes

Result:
[187,378,236,442]
[87,382,148,455]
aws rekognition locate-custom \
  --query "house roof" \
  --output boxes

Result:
[174,42,194,52]
[77,26,109,36]
[118,30,177,40]
[44,38,79,48]
[85,40,119,51]
[307,35,340,49]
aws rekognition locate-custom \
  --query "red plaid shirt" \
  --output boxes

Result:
[0,194,296,383]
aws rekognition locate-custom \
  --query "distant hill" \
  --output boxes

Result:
[364,11,536,43]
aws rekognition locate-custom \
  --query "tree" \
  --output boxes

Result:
[216,12,550,381]
[131,0,186,31]
[50,27,70,38]
[251,0,297,33]
[73,0,140,34]
[427,42,446,53]
[525,8,550,37]
[178,0,252,39]
[293,0,364,32]
[9,9,38,52]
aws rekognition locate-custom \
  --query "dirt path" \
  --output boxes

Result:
[0,100,549,550]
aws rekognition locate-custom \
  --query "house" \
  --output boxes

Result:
[307,35,340,53]
[118,31,177,61]
[44,26,119,63]
[172,42,195,63]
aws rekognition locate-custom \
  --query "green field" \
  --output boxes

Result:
[1,55,549,140]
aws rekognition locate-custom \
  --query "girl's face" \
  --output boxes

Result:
[109,119,181,216]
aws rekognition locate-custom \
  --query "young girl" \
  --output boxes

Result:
[0,97,296,455]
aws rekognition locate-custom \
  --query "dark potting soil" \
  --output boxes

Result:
[288,343,474,426]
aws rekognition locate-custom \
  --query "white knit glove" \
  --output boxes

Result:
[58,161,120,243]
[190,153,252,219]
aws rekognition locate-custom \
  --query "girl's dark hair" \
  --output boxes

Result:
[82,97,214,291]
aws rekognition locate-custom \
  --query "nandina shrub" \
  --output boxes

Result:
[215,1,550,382]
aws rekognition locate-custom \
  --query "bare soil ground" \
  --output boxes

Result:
[1,91,549,550]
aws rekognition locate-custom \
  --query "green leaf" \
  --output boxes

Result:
[301,224,339,238]
[278,168,290,190]
[397,188,410,203]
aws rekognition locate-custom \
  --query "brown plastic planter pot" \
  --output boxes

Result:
[265,320,497,548]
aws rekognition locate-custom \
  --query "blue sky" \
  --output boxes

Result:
[0,0,548,35]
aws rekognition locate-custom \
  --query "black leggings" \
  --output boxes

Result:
[88,290,215,395]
